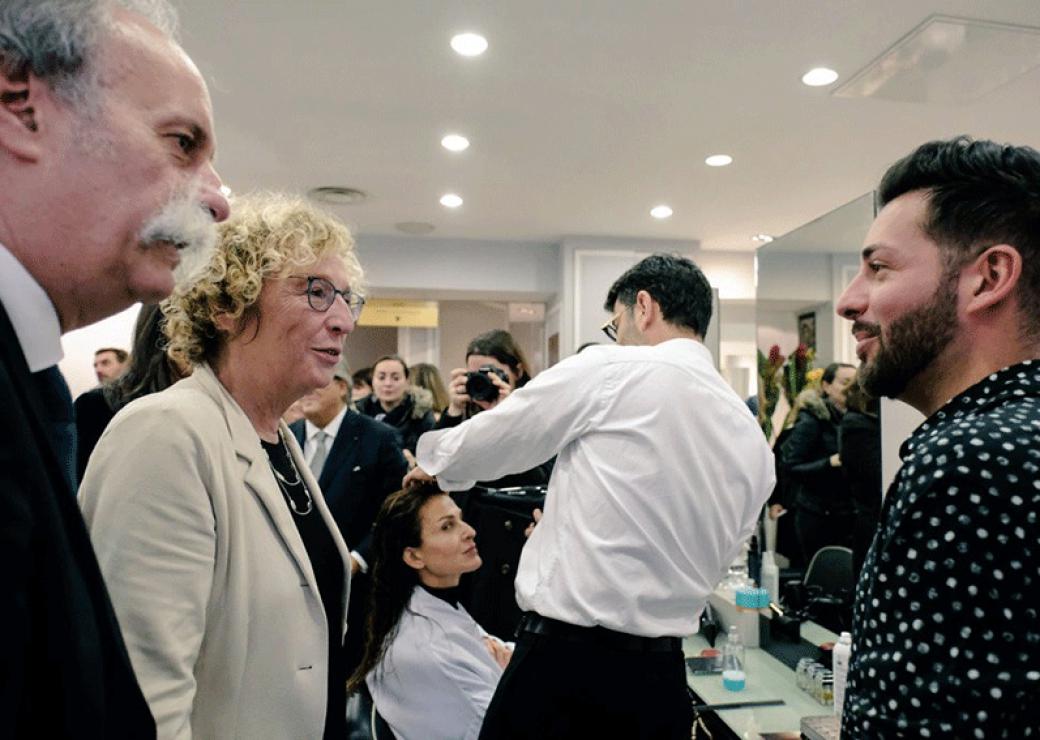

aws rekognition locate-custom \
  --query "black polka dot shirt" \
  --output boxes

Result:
[842,360,1040,738]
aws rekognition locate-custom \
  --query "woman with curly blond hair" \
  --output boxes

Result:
[79,193,365,740]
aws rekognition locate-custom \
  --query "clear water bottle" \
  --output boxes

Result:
[721,625,746,691]
[832,631,852,717]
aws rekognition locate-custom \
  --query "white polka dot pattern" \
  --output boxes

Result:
[841,360,1040,737]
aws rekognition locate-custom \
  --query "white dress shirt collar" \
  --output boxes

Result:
[305,405,347,447]
[0,243,63,371]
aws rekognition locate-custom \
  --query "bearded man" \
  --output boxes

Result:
[836,136,1040,737]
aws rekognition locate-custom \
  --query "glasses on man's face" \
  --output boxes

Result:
[293,275,365,320]
[601,310,624,342]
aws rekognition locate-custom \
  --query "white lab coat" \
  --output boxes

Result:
[368,587,504,740]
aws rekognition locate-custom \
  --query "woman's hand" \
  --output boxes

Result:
[402,466,434,488]
[829,453,841,468]
[768,503,786,520]
[524,508,542,538]
[445,368,471,417]
[475,370,511,411]
[484,637,513,669]
[446,367,513,414]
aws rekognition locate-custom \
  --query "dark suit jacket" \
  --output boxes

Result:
[292,409,408,676]
[73,386,116,483]
[291,409,408,562]
[0,302,155,738]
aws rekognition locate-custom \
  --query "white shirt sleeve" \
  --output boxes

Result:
[416,355,612,490]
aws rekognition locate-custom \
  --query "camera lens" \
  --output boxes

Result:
[465,372,498,403]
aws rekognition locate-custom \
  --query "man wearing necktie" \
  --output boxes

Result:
[290,358,408,685]
[0,2,230,736]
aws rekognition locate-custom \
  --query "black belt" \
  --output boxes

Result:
[518,614,682,653]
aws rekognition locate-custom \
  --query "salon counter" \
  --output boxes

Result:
[684,622,841,739]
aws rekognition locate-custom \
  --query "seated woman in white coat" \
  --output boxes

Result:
[348,484,512,740]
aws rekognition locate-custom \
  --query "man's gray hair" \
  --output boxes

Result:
[0,0,178,108]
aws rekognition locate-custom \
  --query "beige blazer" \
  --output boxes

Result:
[80,365,351,740]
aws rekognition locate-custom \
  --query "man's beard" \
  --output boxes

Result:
[138,179,219,284]
[856,273,958,399]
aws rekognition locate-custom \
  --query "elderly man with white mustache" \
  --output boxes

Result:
[0,1,229,737]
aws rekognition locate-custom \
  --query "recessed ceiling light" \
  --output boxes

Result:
[219,185,232,198]
[752,233,774,243]
[451,33,488,57]
[440,193,463,208]
[308,186,369,205]
[802,67,839,87]
[650,205,673,219]
[441,134,470,152]
[705,154,733,167]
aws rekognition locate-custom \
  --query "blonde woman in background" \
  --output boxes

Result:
[80,194,365,739]
[411,362,450,421]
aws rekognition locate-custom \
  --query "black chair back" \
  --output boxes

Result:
[803,545,854,597]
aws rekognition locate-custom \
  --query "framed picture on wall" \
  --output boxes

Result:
[797,311,816,350]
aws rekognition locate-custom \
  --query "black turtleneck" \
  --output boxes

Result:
[420,582,463,609]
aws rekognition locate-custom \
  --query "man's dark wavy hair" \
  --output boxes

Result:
[603,253,713,337]
[878,136,1040,338]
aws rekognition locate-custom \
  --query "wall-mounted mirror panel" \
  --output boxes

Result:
[755,191,926,589]
[756,192,875,372]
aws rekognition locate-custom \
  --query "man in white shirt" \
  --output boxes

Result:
[409,253,775,739]
[0,2,229,736]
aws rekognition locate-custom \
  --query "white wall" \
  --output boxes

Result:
[557,235,755,376]
[437,301,510,373]
[60,304,141,399]
[881,398,925,494]
[343,325,399,373]
[507,321,545,377]
[755,250,861,367]
[355,235,560,300]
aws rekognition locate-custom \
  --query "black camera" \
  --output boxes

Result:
[465,365,510,403]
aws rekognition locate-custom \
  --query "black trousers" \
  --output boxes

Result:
[477,623,693,739]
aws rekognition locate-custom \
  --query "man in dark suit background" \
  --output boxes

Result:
[0,2,230,736]
[291,358,409,674]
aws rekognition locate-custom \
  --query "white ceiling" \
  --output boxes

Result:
[177,0,1040,250]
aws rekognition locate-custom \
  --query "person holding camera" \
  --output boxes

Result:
[437,330,553,488]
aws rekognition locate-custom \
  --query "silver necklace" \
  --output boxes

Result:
[266,431,313,516]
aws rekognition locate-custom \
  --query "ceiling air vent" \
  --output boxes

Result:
[835,15,1040,104]
[307,186,369,205]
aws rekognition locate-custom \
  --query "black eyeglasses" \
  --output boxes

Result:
[600,310,623,342]
[292,276,365,320]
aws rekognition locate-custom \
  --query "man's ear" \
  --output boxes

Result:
[634,289,656,331]
[402,547,424,572]
[0,62,49,161]
[961,244,1022,316]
